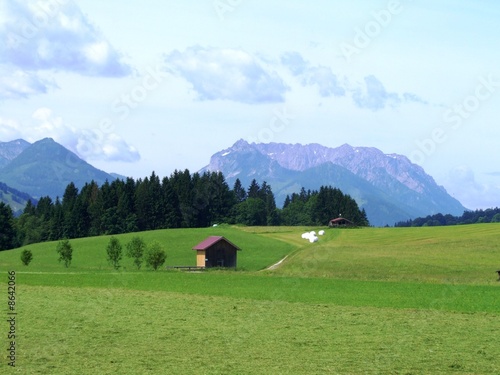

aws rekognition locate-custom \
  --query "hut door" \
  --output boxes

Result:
[216,249,224,267]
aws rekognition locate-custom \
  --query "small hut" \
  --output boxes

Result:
[192,236,241,268]
[328,217,354,227]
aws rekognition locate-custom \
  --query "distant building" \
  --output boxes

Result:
[328,217,354,227]
[192,236,241,268]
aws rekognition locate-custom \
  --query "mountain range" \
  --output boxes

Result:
[1,137,467,226]
[202,140,466,226]
[0,138,116,202]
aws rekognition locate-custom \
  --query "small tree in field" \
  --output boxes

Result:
[21,249,33,266]
[145,241,166,271]
[126,236,146,269]
[106,237,122,270]
[56,240,73,267]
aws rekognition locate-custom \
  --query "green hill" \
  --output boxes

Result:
[267,224,500,284]
[1,224,499,284]
[0,225,294,273]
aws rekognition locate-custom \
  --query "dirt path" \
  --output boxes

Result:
[265,256,288,271]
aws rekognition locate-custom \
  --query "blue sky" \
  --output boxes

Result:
[0,0,499,209]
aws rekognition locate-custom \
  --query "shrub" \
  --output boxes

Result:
[106,237,123,270]
[145,241,167,271]
[21,249,33,266]
[126,236,146,269]
[56,240,73,268]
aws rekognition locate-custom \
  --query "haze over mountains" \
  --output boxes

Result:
[0,137,466,226]
[202,140,466,226]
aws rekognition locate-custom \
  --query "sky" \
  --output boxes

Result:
[0,0,499,210]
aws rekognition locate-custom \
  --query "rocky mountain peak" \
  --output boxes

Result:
[202,140,466,226]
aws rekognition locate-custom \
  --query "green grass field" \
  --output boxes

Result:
[1,224,500,374]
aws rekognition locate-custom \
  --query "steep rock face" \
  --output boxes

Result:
[252,142,435,194]
[202,140,466,226]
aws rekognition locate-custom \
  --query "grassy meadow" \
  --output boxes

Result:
[1,224,500,374]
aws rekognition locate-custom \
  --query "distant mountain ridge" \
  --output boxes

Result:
[0,139,31,168]
[0,181,37,216]
[0,138,116,199]
[202,140,466,226]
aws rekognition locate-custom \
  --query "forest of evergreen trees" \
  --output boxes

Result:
[0,170,369,250]
[395,207,500,227]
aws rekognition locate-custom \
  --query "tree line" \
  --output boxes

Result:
[395,207,500,227]
[0,169,369,250]
[18,236,167,271]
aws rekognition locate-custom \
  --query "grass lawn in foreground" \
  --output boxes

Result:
[1,224,500,373]
[17,285,500,374]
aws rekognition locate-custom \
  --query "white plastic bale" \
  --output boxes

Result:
[309,236,318,243]
[318,230,325,236]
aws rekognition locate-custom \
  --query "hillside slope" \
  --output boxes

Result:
[261,224,500,285]
[0,181,36,215]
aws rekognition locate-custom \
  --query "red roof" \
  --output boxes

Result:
[329,217,353,224]
[192,236,241,251]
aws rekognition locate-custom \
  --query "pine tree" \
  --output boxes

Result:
[283,195,291,209]
[62,182,79,239]
[161,177,182,228]
[233,178,247,203]
[170,169,195,227]
[207,172,233,225]
[0,202,16,250]
[247,179,260,199]
[117,177,138,233]
[49,198,64,240]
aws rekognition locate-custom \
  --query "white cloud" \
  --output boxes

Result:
[281,51,427,110]
[84,41,110,65]
[352,75,401,111]
[79,132,140,163]
[0,0,131,77]
[303,66,345,98]
[445,165,500,209]
[0,117,23,139]
[351,76,429,111]
[164,46,288,104]
[0,109,140,163]
[281,52,345,98]
[280,52,308,75]
[0,66,56,99]
[281,52,346,98]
